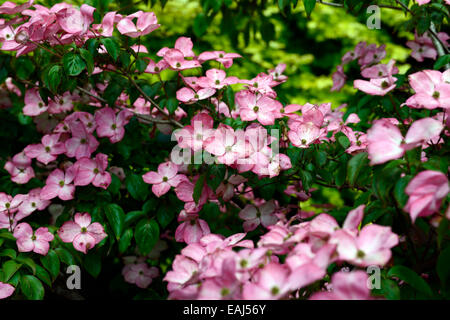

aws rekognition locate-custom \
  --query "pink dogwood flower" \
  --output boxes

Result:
[174,112,215,152]
[163,49,201,71]
[197,69,239,89]
[95,107,132,143]
[310,271,372,300]
[175,210,211,244]
[24,133,66,165]
[40,167,76,201]
[404,70,450,109]
[331,65,347,91]
[330,224,399,267]
[157,37,195,58]
[16,188,50,221]
[404,170,449,222]
[176,87,216,104]
[198,51,242,68]
[239,200,278,232]
[4,152,35,184]
[73,153,111,189]
[57,4,95,36]
[122,263,159,288]
[23,87,48,116]
[58,212,107,253]
[65,121,99,159]
[13,222,54,255]
[0,282,14,300]
[236,90,282,125]
[143,161,187,197]
[116,11,160,38]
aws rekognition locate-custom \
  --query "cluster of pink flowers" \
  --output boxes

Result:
[164,205,398,299]
[331,42,386,92]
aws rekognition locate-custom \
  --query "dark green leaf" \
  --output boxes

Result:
[125,174,149,201]
[21,275,45,300]
[135,219,160,255]
[388,265,433,297]
[100,38,120,61]
[63,53,86,76]
[40,250,60,281]
[104,203,125,240]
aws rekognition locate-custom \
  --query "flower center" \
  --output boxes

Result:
[111,123,117,130]
[357,250,365,258]
[80,138,87,144]
[81,227,87,233]
[93,168,99,174]
[381,81,389,89]
[253,106,259,112]
[31,202,36,207]
[215,80,220,85]
[31,235,36,241]
[45,146,51,152]
[221,288,230,297]
[194,94,199,99]
[432,91,440,99]
[59,180,65,187]
[5,203,10,208]
[176,62,181,68]
[163,176,168,182]
[301,139,307,145]
[154,66,160,72]
[240,259,248,268]
[271,286,280,296]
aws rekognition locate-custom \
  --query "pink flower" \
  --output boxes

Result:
[24,133,66,165]
[23,87,48,116]
[0,282,14,300]
[122,263,159,288]
[331,65,347,91]
[142,161,187,197]
[0,1,34,15]
[404,70,450,109]
[13,222,54,255]
[330,224,399,267]
[144,58,169,74]
[73,153,112,189]
[4,152,35,184]
[197,69,239,89]
[176,87,216,104]
[361,59,399,79]
[116,11,160,38]
[406,33,437,62]
[242,262,324,300]
[310,271,372,300]
[204,125,250,166]
[288,122,322,148]
[157,37,195,58]
[65,121,99,159]
[58,212,107,253]
[367,119,404,165]
[95,107,132,143]
[236,90,282,125]
[239,200,278,232]
[404,170,449,222]
[163,49,201,71]
[175,211,211,244]
[268,63,287,83]
[57,4,95,36]
[198,51,242,68]
[174,112,215,152]
[16,188,50,221]
[416,0,431,5]
[40,168,76,201]
[354,76,396,96]
[91,11,121,37]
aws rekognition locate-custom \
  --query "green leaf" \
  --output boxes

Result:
[337,135,350,149]
[108,174,121,195]
[54,248,76,266]
[157,205,175,229]
[193,172,207,204]
[437,246,450,288]
[207,164,226,191]
[394,175,412,207]
[303,0,316,17]
[15,56,35,80]
[135,219,160,255]
[63,52,86,76]
[193,13,208,37]
[135,58,149,73]
[47,65,62,92]
[104,80,123,107]
[84,251,102,278]
[2,260,22,282]
[388,265,433,297]
[21,275,45,300]
[40,250,60,281]
[125,174,149,201]
[119,228,133,254]
[79,48,94,75]
[104,203,125,240]
[166,97,179,114]
[15,255,36,275]
[124,210,146,227]
[35,265,52,287]
[434,54,450,70]
[347,152,369,187]
[100,38,120,61]
[0,248,17,259]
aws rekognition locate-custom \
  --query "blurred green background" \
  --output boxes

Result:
[12,0,413,108]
